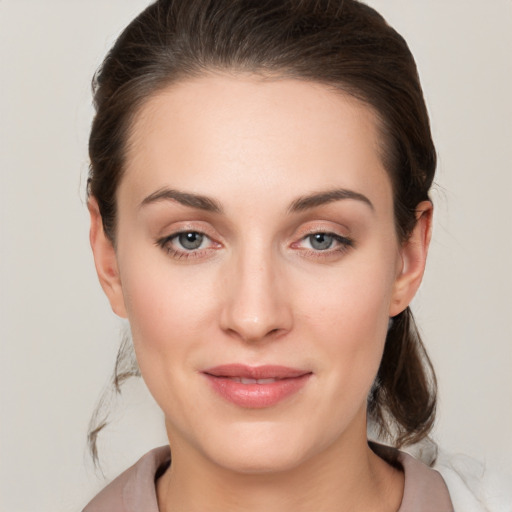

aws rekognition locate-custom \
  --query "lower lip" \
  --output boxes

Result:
[204,374,311,408]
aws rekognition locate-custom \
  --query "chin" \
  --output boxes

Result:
[196,421,323,475]
[211,445,309,475]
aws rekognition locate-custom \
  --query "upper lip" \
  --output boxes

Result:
[203,364,311,380]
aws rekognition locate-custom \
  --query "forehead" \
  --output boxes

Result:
[120,74,392,213]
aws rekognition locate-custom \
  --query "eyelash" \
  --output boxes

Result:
[156,231,217,260]
[156,230,354,261]
[293,232,354,259]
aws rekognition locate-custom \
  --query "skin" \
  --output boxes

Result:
[89,74,432,512]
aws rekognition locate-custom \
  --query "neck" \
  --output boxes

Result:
[157,426,403,512]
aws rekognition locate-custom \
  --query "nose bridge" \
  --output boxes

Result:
[221,239,292,341]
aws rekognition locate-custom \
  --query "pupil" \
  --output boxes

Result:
[310,233,333,250]
[179,232,203,250]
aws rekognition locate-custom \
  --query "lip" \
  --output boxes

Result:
[202,364,312,409]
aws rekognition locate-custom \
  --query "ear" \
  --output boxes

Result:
[88,197,127,318]
[389,201,433,317]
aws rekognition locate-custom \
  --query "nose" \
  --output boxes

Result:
[219,247,293,343]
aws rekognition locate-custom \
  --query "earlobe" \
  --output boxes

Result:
[88,198,128,318]
[389,201,433,317]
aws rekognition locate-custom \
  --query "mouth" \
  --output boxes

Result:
[220,377,280,384]
[202,364,312,408]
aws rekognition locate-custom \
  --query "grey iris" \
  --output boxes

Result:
[179,232,203,250]
[309,233,334,250]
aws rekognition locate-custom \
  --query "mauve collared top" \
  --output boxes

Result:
[83,444,453,512]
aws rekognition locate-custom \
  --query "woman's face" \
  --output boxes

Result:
[91,75,429,473]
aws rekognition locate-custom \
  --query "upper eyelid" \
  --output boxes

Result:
[158,228,349,242]
[292,224,352,242]
[156,222,218,240]
[154,220,353,246]
[294,232,353,246]
[157,233,352,261]
[158,230,213,245]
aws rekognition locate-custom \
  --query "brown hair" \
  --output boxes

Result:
[88,0,437,461]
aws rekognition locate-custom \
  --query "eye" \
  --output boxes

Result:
[307,233,336,251]
[157,230,217,260]
[176,231,206,250]
[292,231,354,258]
[300,232,353,251]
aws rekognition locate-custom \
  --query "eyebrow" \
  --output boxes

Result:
[140,186,373,215]
[288,188,374,213]
[140,188,223,213]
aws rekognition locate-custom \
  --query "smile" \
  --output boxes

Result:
[202,364,312,408]
[228,377,278,384]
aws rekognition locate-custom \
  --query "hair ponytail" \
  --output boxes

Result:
[368,307,437,448]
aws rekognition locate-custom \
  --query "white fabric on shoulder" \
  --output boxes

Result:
[434,451,512,512]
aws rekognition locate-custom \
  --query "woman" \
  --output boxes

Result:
[84,0,453,510]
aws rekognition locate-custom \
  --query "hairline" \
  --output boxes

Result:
[108,67,398,241]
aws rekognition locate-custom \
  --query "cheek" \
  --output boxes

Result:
[117,249,220,387]
[120,236,217,323]
[302,250,396,333]
[298,253,397,383]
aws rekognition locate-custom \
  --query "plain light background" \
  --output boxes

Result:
[1,1,511,510]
